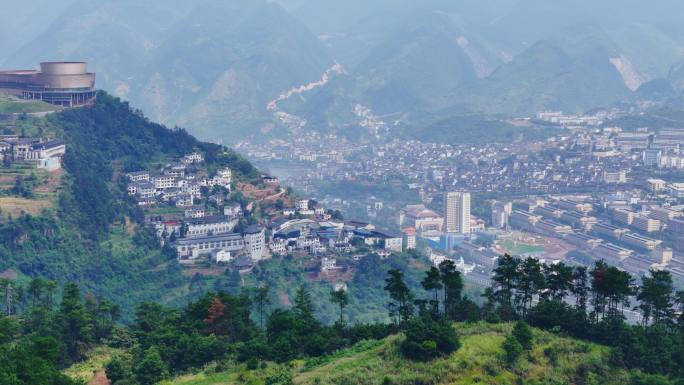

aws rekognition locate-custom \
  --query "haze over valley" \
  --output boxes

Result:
[5,0,684,143]
[5,2,684,385]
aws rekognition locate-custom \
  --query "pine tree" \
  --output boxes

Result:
[439,260,463,319]
[384,269,414,326]
[492,254,520,317]
[293,286,315,324]
[421,266,442,317]
[515,257,544,318]
[330,288,349,324]
[571,266,589,313]
[502,334,523,366]
[134,348,168,385]
[253,286,271,329]
[637,270,675,326]
[512,321,534,350]
[57,283,93,363]
[543,262,573,301]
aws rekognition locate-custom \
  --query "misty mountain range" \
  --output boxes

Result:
[3,0,684,142]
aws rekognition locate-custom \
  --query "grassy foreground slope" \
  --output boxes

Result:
[162,323,629,385]
[0,93,60,114]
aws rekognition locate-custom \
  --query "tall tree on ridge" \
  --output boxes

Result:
[515,257,544,318]
[422,266,442,317]
[330,288,349,325]
[385,269,414,326]
[492,254,520,317]
[637,270,675,326]
[439,260,463,319]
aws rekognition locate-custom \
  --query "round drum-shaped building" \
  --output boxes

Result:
[0,61,96,107]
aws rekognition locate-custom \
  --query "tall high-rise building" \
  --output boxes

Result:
[444,191,471,234]
[491,201,513,229]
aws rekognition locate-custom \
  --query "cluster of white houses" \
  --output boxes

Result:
[148,199,267,265]
[126,152,233,207]
[129,152,415,270]
[151,204,409,269]
[0,135,65,171]
[269,218,404,258]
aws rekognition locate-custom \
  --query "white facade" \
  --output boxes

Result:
[186,216,237,237]
[152,175,177,189]
[208,168,232,189]
[444,191,471,234]
[383,237,403,252]
[176,233,244,260]
[321,257,337,271]
[244,226,267,261]
[296,199,310,211]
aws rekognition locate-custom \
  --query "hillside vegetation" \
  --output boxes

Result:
[0,93,59,114]
[5,255,684,385]
[0,92,260,317]
[162,322,631,385]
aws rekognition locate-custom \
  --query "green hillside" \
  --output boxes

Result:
[0,91,261,318]
[9,255,684,385]
[161,323,634,385]
[0,93,60,114]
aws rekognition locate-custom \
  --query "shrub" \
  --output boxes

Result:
[512,321,534,350]
[265,368,294,385]
[630,372,673,385]
[502,335,523,366]
[105,356,130,384]
[401,317,460,361]
[246,357,259,370]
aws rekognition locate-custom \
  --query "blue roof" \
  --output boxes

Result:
[275,229,300,239]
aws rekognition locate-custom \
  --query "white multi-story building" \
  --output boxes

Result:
[632,216,661,233]
[613,209,635,225]
[130,182,156,198]
[603,170,628,184]
[175,233,244,261]
[185,216,237,237]
[444,191,471,234]
[26,140,65,161]
[296,199,310,211]
[244,225,267,261]
[647,179,667,193]
[224,203,243,217]
[126,171,150,182]
[321,257,337,271]
[622,233,661,251]
[491,201,513,229]
[669,183,684,199]
[208,168,232,189]
[152,175,177,190]
[402,228,416,250]
[184,207,206,218]
[270,239,288,255]
[399,204,443,234]
[182,152,204,164]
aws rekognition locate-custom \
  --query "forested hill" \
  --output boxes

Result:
[0,92,259,315]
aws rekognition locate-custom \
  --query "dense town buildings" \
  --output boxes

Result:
[236,110,684,285]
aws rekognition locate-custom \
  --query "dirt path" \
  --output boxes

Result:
[89,370,110,385]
